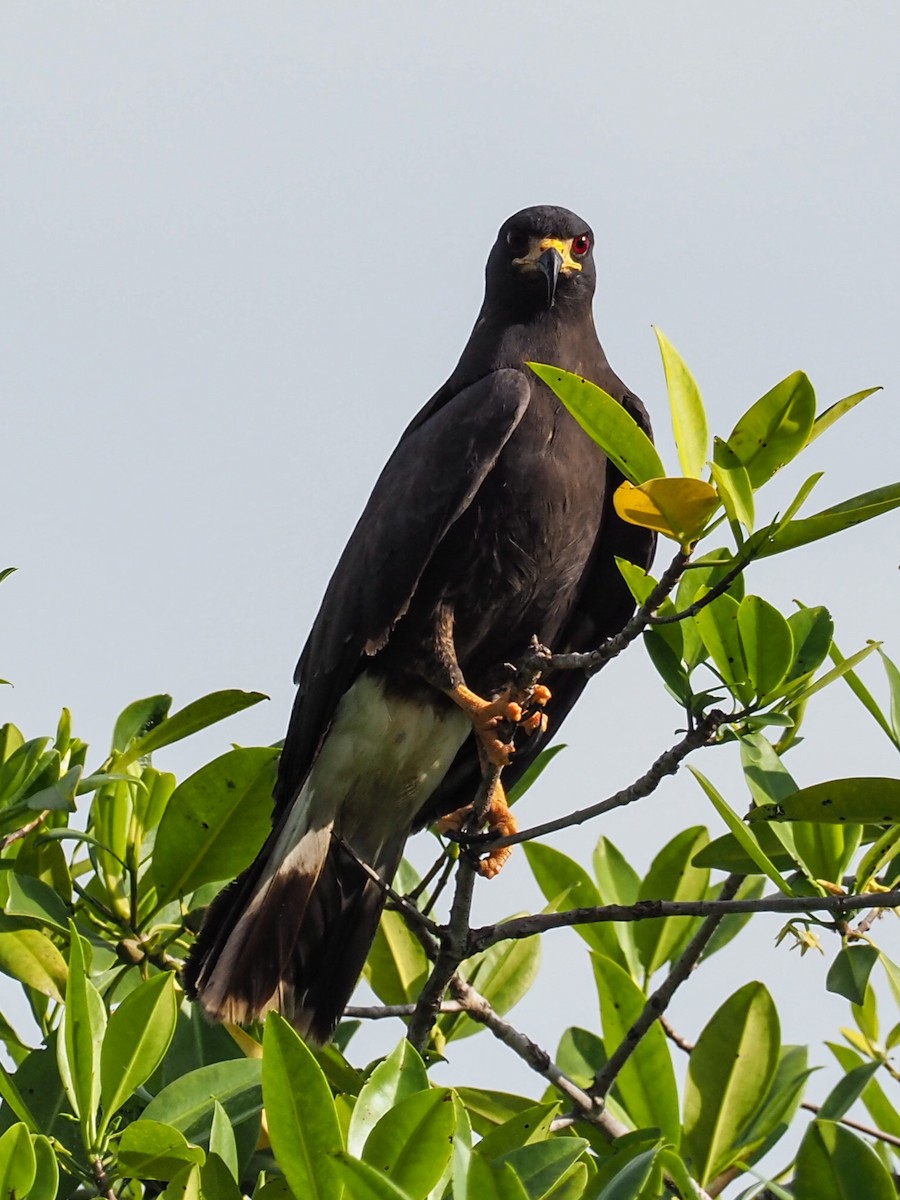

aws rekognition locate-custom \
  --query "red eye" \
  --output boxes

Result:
[572,234,591,257]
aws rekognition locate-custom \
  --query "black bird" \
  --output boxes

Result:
[185,205,655,1042]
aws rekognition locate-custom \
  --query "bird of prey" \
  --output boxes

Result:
[185,204,655,1043]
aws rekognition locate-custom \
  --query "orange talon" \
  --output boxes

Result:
[446,681,552,765]
[434,780,518,879]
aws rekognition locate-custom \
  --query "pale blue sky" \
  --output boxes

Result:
[3,3,899,1185]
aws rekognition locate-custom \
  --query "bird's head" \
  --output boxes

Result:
[486,205,596,317]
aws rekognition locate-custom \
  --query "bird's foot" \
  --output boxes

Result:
[435,780,518,878]
[447,682,551,766]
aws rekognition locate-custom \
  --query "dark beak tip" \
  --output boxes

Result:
[537,247,564,307]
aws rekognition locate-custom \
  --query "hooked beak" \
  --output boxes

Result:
[536,247,564,308]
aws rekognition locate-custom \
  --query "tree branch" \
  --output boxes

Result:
[465,710,726,858]
[0,810,50,851]
[447,973,623,1137]
[647,540,764,626]
[407,854,477,1052]
[345,1001,465,1019]
[519,548,691,679]
[590,874,745,1102]
[470,884,900,952]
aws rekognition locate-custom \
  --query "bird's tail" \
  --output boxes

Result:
[183,796,406,1045]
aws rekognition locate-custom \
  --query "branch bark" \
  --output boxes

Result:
[468,710,726,857]
[590,874,745,1102]
[470,884,900,952]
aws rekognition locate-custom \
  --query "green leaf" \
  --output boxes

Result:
[655,328,708,478]
[262,1012,342,1200]
[455,1089,536,1136]
[0,1123,36,1197]
[100,972,178,1131]
[347,1038,429,1157]
[829,638,898,747]
[0,920,67,1001]
[364,908,430,1006]
[738,595,794,702]
[614,477,719,547]
[153,747,279,904]
[817,1061,882,1122]
[855,825,900,892]
[441,924,541,1043]
[465,1152,531,1200]
[4,873,69,933]
[117,689,268,767]
[541,1161,588,1200]
[362,1088,454,1196]
[508,745,567,804]
[595,1146,660,1200]
[201,1153,243,1200]
[162,1162,204,1200]
[634,827,710,979]
[524,843,629,971]
[828,1041,900,1144]
[116,1119,206,1180]
[826,945,880,1006]
[59,923,106,1140]
[740,732,798,807]
[711,437,755,531]
[495,1138,589,1200]
[689,768,793,895]
[592,838,641,979]
[591,954,680,1141]
[794,1119,895,1200]
[748,777,900,824]
[809,387,882,444]
[734,1043,812,1162]
[727,371,816,488]
[785,608,834,686]
[879,647,900,747]
[528,364,665,484]
[29,1134,59,1200]
[755,482,900,558]
[330,1152,416,1200]
[0,1059,38,1131]
[142,1058,262,1146]
[477,1102,559,1161]
[694,592,752,705]
[112,695,173,754]
[643,629,692,705]
[683,981,780,1185]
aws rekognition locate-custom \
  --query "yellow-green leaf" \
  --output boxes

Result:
[655,328,708,478]
[528,364,664,484]
[613,477,719,547]
[747,777,900,825]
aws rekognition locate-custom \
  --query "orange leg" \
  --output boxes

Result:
[436,777,518,878]
[445,682,551,766]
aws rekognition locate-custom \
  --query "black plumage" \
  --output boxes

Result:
[184,205,655,1042]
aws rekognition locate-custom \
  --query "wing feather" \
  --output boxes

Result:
[273,368,532,812]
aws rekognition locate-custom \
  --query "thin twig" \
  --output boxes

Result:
[465,710,725,857]
[660,1015,695,1054]
[91,1157,116,1200]
[448,974,619,1135]
[0,810,50,850]
[648,541,763,626]
[591,874,745,1102]
[800,1101,900,1148]
[332,833,441,950]
[344,1001,465,1019]
[407,855,477,1052]
[420,849,457,918]
[470,884,900,952]
[520,549,691,679]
